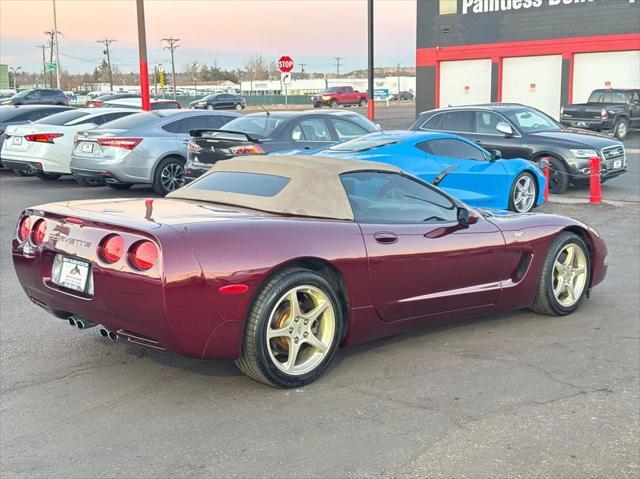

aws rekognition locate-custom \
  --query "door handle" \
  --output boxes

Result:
[373,232,398,244]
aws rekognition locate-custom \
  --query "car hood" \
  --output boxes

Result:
[530,129,621,149]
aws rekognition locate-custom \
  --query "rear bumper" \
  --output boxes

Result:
[560,118,615,130]
[0,159,63,175]
[12,218,246,360]
[184,162,211,182]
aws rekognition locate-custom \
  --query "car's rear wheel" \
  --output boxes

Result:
[75,177,105,187]
[614,117,628,140]
[531,232,590,316]
[107,183,133,190]
[508,171,537,213]
[547,155,569,195]
[153,157,185,196]
[359,98,367,107]
[36,172,61,181]
[236,269,344,388]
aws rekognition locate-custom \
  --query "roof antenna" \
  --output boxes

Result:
[260,105,271,116]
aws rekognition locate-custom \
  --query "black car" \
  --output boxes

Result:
[185,110,380,181]
[189,93,246,111]
[0,89,69,106]
[83,93,140,108]
[0,105,74,171]
[410,104,627,194]
[561,89,640,140]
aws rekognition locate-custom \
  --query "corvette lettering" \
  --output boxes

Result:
[48,233,92,248]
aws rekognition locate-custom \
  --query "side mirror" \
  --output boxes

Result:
[490,149,502,161]
[496,122,514,137]
[457,207,479,227]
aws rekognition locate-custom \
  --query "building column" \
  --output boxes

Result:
[491,58,502,102]
[416,65,437,115]
[561,53,574,106]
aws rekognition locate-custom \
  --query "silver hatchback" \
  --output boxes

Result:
[70,109,239,195]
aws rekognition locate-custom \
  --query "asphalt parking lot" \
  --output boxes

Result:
[0,105,638,478]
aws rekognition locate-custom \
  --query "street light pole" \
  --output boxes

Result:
[9,66,22,90]
[367,0,375,120]
[52,0,61,89]
[136,0,151,111]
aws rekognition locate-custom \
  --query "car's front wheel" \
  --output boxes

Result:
[508,171,537,213]
[236,269,344,388]
[153,157,185,196]
[359,98,367,107]
[206,104,214,110]
[531,232,591,316]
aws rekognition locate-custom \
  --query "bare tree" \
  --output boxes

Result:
[244,54,269,83]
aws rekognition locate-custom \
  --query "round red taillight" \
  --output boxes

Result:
[18,216,31,241]
[129,241,158,270]
[99,234,124,263]
[31,219,47,245]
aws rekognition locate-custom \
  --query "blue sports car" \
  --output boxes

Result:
[315,131,546,213]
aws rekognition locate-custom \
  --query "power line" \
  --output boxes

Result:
[97,38,116,91]
[161,37,180,100]
[334,57,342,78]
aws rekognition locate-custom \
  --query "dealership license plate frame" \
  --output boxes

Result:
[52,255,92,293]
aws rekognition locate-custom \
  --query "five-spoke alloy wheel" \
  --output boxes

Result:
[236,269,344,388]
[509,171,537,213]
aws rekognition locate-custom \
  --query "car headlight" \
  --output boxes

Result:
[322,96,331,100]
[570,149,598,158]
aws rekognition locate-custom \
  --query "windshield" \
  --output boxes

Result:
[34,110,89,125]
[220,115,285,138]
[325,87,344,93]
[588,91,628,104]
[95,112,158,130]
[12,90,31,99]
[503,108,561,133]
[329,136,402,152]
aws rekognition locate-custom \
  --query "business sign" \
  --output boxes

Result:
[373,88,390,100]
[461,0,632,16]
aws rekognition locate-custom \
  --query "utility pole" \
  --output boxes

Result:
[44,30,56,87]
[299,63,306,80]
[52,0,61,89]
[334,57,342,78]
[367,0,375,120]
[161,37,179,100]
[396,62,402,99]
[136,0,151,110]
[192,62,198,96]
[37,44,48,88]
[97,38,116,91]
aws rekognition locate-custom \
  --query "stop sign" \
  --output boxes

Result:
[278,56,294,73]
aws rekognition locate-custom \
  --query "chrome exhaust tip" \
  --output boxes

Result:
[98,327,109,338]
[108,331,118,342]
[73,317,98,330]
[68,317,76,327]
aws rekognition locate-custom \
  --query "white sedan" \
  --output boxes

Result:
[1,108,136,181]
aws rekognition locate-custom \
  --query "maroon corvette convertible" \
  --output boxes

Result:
[12,155,607,387]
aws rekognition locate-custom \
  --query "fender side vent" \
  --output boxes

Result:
[512,253,533,282]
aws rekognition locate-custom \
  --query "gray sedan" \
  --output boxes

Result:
[70,109,239,195]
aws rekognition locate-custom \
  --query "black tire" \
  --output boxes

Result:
[530,232,591,316]
[152,156,185,196]
[613,117,629,141]
[235,103,243,110]
[508,171,538,213]
[107,183,133,190]
[75,177,105,187]
[206,104,214,110]
[235,268,345,388]
[36,172,61,181]
[547,156,569,195]
[13,169,32,177]
[313,103,321,108]
[329,100,338,108]
[359,98,367,107]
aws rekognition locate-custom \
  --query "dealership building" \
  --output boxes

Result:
[416,0,640,118]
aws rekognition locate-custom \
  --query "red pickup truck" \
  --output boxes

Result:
[312,86,368,108]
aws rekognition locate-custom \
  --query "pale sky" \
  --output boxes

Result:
[0,0,417,74]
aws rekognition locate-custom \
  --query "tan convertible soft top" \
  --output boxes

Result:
[167,155,401,220]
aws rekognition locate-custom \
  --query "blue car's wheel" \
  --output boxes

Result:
[509,171,537,213]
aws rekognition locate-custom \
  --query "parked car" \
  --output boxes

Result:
[391,91,414,101]
[315,131,545,213]
[12,154,608,387]
[0,105,73,173]
[411,104,627,194]
[184,110,379,181]
[70,110,239,194]
[83,93,140,108]
[560,88,640,140]
[100,98,182,110]
[188,93,246,110]
[0,89,69,106]
[1,108,137,182]
[312,86,368,108]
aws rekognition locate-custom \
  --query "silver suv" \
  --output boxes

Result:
[70,110,240,195]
